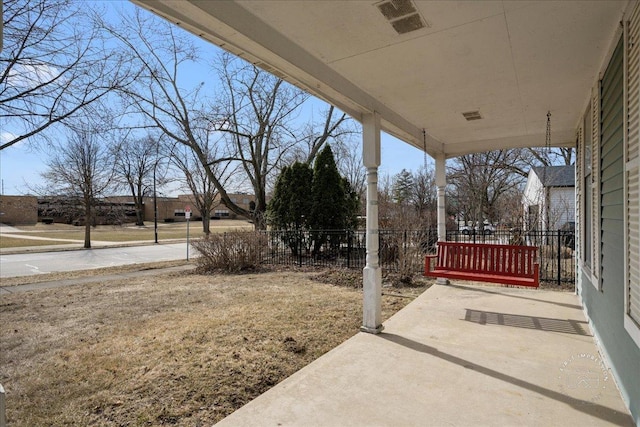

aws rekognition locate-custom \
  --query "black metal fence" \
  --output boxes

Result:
[261,229,433,274]
[446,229,576,285]
[204,228,576,286]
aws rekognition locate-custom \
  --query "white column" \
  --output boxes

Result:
[0,383,5,427]
[435,153,447,241]
[361,112,383,334]
[435,153,449,285]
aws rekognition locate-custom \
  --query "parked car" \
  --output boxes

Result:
[460,224,475,235]
[476,223,496,235]
[460,222,496,235]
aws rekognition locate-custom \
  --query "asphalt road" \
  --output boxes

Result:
[0,243,190,278]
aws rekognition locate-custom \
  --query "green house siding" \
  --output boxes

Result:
[581,37,640,424]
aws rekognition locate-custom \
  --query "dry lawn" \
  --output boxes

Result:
[0,220,253,249]
[0,236,73,248]
[0,268,429,426]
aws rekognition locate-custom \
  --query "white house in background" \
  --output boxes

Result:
[522,165,575,231]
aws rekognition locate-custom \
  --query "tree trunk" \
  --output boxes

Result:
[253,209,267,230]
[84,204,92,249]
[135,194,144,226]
[202,215,211,235]
[134,188,145,226]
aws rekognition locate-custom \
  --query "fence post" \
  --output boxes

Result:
[403,230,407,272]
[557,229,562,286]
[347,231,352,268]
[298,229,303,267]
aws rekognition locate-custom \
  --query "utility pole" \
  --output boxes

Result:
[153,142,159,244]
[153,165,158,244]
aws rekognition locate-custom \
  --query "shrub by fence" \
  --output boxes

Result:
[191,231,267,273]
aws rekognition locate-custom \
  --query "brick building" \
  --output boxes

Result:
[0,195,38,225]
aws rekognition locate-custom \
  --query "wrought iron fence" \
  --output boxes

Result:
[199,228,576,286]
[260,229,432,273]
[446,229,576,285]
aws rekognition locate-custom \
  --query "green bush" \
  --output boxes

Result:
[191,231,267,273]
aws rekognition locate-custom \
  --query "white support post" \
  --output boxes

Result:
[435,153,449,285]
[361,112,383,334]
[0,383,6,427]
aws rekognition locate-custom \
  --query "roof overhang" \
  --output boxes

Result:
[131,0,629,158]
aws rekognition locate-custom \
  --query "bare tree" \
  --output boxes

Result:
[285,105,354,164]
[447,150,529,226]
[41,125,115,248]
[112,134,160,226]
[447,145,574,228]
[331,137,366,200]
[99,9,234,228]
[169,135,235,235]
[411,165,437,227]
[103,10,350,229]
[211,53,310,229]
[527,147,574,167]
[0,0,135,150]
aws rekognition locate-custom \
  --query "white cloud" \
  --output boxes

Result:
[0,131,17,145]
[7,63,59,88]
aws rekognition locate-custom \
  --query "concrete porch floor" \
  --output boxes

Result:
[216,282,635,426]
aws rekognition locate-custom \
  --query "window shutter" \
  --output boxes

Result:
[592,85,601,281]
[576,127,583,262]
[627,5,640,325]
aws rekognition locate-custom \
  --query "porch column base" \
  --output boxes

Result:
[361,265,384,334]
[436,277,450,286]
[360,324,385,334]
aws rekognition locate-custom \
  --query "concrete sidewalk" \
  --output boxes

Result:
[216,283,635,426]
[0,238,187,256]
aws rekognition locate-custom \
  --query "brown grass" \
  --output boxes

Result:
[0,268,429,426]
[0,236,74,248]
[0,220,253,248]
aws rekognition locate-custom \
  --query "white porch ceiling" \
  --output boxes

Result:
[131,0,628,158]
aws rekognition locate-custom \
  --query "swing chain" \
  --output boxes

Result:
[545,110,552,150]
[423,129,427,169]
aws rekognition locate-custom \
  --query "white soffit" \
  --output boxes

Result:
[132,0,627,158]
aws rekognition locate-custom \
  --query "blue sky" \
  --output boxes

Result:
[0,128,430,195]
[0,1,430,196]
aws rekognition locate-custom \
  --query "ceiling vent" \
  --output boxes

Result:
[376,0,427,35]
[462,111,483,121]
